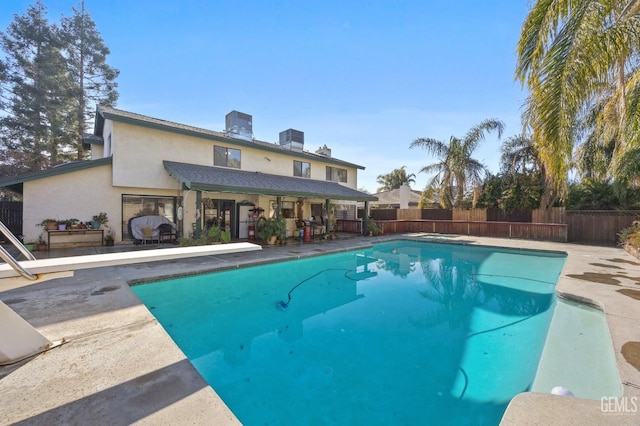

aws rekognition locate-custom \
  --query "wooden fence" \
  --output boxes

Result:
[372,220,568,243]
[566,210,640,246]
[366,207,639,245]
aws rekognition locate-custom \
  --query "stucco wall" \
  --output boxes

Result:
[107,121,360,190]
[23,164,115,243]
[22,163,181,244]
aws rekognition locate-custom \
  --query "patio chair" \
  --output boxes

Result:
[158,223,177,243]
[141,227,158,245]
[312,216,325,238]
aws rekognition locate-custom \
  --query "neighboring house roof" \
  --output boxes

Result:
[164,161,377,202]
[372,187,422,206]
[96,105,366,170]
[0,157,113,194]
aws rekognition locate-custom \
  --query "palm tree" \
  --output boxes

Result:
[410,119,504,208]
[500,134,543,176]
[516,0,640,206]
[376,166,416,192]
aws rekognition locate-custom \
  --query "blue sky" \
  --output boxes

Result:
[1,1,530,193]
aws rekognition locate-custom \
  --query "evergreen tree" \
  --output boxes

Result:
[0,0,74,172]
[60,0,119,159]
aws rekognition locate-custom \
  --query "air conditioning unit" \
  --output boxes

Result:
[225,111,253,141]
[279,129,304,152]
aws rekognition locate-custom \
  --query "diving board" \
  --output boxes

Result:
[0,242,261,365]
[0,242,262,292]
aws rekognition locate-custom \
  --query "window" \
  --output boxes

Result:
[122,195,176,240]
[294,160,311,178]
[214,146,241,168]
[281,201,295,218]
[326,166,347,183]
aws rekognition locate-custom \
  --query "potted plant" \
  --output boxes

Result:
[367,222,381,236]
[257,216,286,245]
[90,212,109,230]
[39,219,58,231]
[57,219,79,230]
[104,228,115,246]
[36,233,47,251]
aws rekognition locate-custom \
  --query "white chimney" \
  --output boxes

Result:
[316,144,331,158]
[400,183,410,209]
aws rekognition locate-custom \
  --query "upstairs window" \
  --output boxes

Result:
[214,146,241,168]
[294,160,311,178]
[326,166,347,183]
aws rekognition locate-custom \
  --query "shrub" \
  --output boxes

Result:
[618,222,640,247]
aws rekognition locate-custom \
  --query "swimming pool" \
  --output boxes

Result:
[133,240,567,425]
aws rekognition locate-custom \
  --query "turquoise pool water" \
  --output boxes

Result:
[132,241,567,425]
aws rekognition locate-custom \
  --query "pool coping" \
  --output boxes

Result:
[1,235,639,424]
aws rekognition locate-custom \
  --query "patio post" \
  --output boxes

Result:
[195,190,202,237]
[325,199,330,233]
[363,201,369,235]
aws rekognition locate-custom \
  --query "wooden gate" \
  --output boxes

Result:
[0,201,23,240]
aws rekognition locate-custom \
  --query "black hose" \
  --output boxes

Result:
[276,268,358,310]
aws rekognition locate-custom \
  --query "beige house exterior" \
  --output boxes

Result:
[371,184,422,209]
[0,106,376,245]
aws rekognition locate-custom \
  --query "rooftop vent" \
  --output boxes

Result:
[225,111,253,141]
[279,129,304,152]
[316,144,331,158]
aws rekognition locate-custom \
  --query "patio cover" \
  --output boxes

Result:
[163,161,377,202]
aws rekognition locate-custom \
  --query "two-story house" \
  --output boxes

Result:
[0,106,376,245]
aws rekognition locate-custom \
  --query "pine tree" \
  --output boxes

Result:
[60,0,119,159]
[0,0,75,172]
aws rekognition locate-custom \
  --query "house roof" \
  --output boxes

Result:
[163,161,377,202]
[372,187,422,206]
[0,157,113,194]
[96,105,366,170]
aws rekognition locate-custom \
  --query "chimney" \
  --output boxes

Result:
[316,144,331,158]
[400,183,410,209]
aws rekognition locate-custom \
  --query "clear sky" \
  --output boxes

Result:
[1,1,530,193]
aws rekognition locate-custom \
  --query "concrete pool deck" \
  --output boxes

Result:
[0,234,639,425]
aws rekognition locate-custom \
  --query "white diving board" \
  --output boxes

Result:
[0,242,261,365]
[0,242,262,292]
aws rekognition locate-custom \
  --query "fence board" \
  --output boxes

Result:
[486,208,532,223]
[370,209,397,220]
[369,219,567,242]
[453,208,487,222]
[532,207,566,224]
[397,209,422,220]
[421,209,452,220]
[567,210,640,246]
[336,219,363,234]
